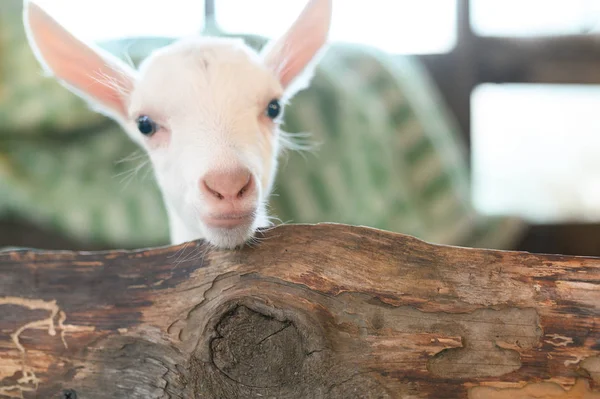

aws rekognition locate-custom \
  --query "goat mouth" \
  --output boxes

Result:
[203,212,254,229]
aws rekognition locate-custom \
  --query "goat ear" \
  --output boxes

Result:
[260,0,332,98]
[23,0,136,120]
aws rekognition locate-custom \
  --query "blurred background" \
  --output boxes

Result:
[1,0,600,256]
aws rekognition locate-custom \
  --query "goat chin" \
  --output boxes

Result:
[204,225,257,250]
[166,200,271,249]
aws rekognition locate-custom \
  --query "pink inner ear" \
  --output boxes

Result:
[264,0,332,88]
[26,2,134,118]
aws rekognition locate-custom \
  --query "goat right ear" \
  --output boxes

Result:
[260,0,332,98]
[23,0,136,121]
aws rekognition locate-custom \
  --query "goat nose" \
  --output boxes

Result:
[201,168,254,201]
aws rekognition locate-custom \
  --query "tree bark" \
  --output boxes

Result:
[0,223,598,399]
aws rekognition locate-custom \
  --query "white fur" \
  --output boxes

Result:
[128,38,281,248]
[23,0,332,249]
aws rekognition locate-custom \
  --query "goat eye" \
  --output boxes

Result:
[136,115,157,136]
[266,99,281,119]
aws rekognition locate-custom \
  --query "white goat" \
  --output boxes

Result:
[23,0,332,249]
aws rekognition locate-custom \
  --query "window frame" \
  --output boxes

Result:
[418,0,600,151]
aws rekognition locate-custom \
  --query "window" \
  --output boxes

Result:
[33,0,205,42]
[469,1,600,224]
[471,83,600,223]
[471,0,600,37]
[214,0,457,54]
[34,0,458,55]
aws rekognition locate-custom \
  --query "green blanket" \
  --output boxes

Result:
[0,0,525,250]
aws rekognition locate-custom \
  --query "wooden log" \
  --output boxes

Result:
[0,223,598,398]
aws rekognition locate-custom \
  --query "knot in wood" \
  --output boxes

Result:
[210,305,304,388]
[61,389,77,399]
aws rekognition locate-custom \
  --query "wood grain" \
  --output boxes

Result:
[0,223,598,398]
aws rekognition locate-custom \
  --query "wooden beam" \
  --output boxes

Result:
[475,35,600,84]
[0,223,599,398]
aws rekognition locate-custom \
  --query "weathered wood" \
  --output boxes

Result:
[0,223,598,398]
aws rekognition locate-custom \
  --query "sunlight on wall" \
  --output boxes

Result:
[32,0,457,54]
[472,84,600,223]
[215,0,457,54]
[33,0,205,41]
[471,0,600,36]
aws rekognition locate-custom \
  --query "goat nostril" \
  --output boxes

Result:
[237,176,253,198]
[203,180,224,200]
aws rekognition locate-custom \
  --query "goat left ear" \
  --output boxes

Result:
[23,0,136,121]
[260,0,332,98]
